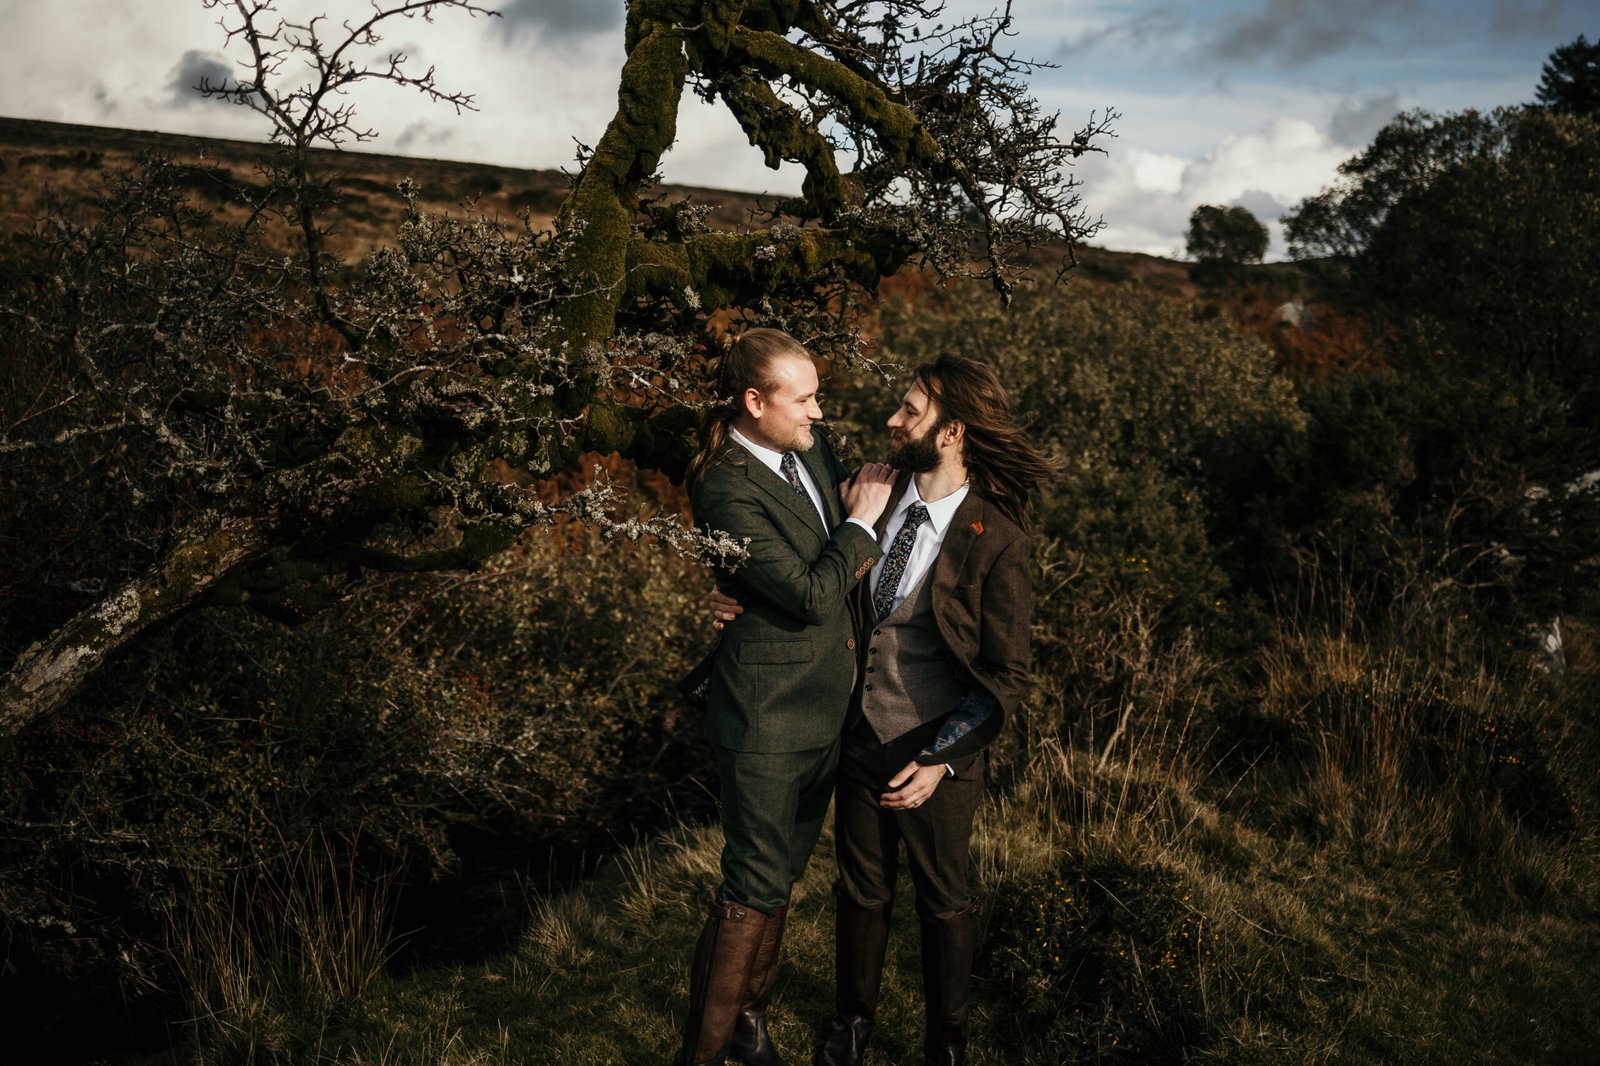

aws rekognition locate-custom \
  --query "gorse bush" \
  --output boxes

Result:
[1280,106,1600,634]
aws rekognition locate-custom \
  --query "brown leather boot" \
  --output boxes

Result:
[814,886,893,1066]
[729,902,789,1065]
[678,897,771,1066]
[920,898,979,1066]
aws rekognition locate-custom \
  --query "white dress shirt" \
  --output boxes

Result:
[868,480,970,615]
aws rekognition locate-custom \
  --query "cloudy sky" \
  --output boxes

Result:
[0,1,1590,257]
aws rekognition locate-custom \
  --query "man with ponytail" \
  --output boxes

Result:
[677,328,896,1066]
[713,353,1052,1066]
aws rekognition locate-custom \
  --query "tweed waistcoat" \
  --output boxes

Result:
[859,565,964,744]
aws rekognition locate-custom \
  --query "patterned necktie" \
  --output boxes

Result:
[873,502,930,621]
[779,452,809,499]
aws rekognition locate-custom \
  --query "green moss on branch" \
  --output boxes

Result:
[623,228,898,308]
[733,26,938,167]
[549,22,690,354]
[720,77,850,222]
[582,400,698,481]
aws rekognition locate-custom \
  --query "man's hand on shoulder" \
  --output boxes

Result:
[841,462,896,526]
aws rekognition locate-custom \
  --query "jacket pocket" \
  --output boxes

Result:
[736,638,814,665]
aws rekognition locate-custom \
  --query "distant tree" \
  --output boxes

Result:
[0,0,1114,733]
[1286,106,1598,391]
[1282,105,1600,623]
[1283,108,1509,261]
[1536,35,1600,116]
[1185,204,1269,265]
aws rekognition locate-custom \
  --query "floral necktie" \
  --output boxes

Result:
[872,502,929,621]
[779,451,808,498]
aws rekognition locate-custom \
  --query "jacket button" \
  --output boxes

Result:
[846,638,856,650]
[870,647,879,655]
[864,684,874,691]
[873,629,882,637]
[867,666,875,673]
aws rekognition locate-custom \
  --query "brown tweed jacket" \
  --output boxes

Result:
[856,475,1032,766]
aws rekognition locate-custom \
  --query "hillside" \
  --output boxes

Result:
[0,115,1212,297]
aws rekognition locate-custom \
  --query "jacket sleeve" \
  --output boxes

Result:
[695,476,880,626]
[916,532,1031,765]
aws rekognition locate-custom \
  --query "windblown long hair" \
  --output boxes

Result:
[914,353,1056,534]
[683,327,812,492]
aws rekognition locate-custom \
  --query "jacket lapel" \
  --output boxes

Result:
[933,491,984,592]
[730,440,828,540]
[797,441,844,531]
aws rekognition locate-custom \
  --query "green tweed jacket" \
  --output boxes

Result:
[689,434,881,753]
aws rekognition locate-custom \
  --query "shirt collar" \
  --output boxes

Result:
[895,478,968,535]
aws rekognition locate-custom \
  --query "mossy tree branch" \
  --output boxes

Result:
[547,15,689,354]
[0,515,276,735]
[718,75,854,222]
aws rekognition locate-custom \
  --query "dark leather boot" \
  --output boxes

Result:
[920,898,979,1066]
[678,897,771,1066]
[814,887,893,1066]
[729,902,789,1065]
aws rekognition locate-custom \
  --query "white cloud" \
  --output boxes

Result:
[1079,116,1352,259]
[1125,150,1186,195]
[1329,92,1405,146]
[652,95,807,196]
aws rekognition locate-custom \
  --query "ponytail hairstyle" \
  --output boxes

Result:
[913,353,1056,534]
[684,327,814,492]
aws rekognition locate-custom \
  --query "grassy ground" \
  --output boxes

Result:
[108,603,1600,1065]
[127,702,1598,1064]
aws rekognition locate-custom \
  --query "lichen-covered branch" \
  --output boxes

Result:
[0,516,274,736]
[718,75,853,222]
[625,227,898,310]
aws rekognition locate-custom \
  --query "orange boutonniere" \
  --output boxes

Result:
[970,520,984,535]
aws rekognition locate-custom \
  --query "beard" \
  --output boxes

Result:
[779,422,815,453]
[888,427,941,473]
